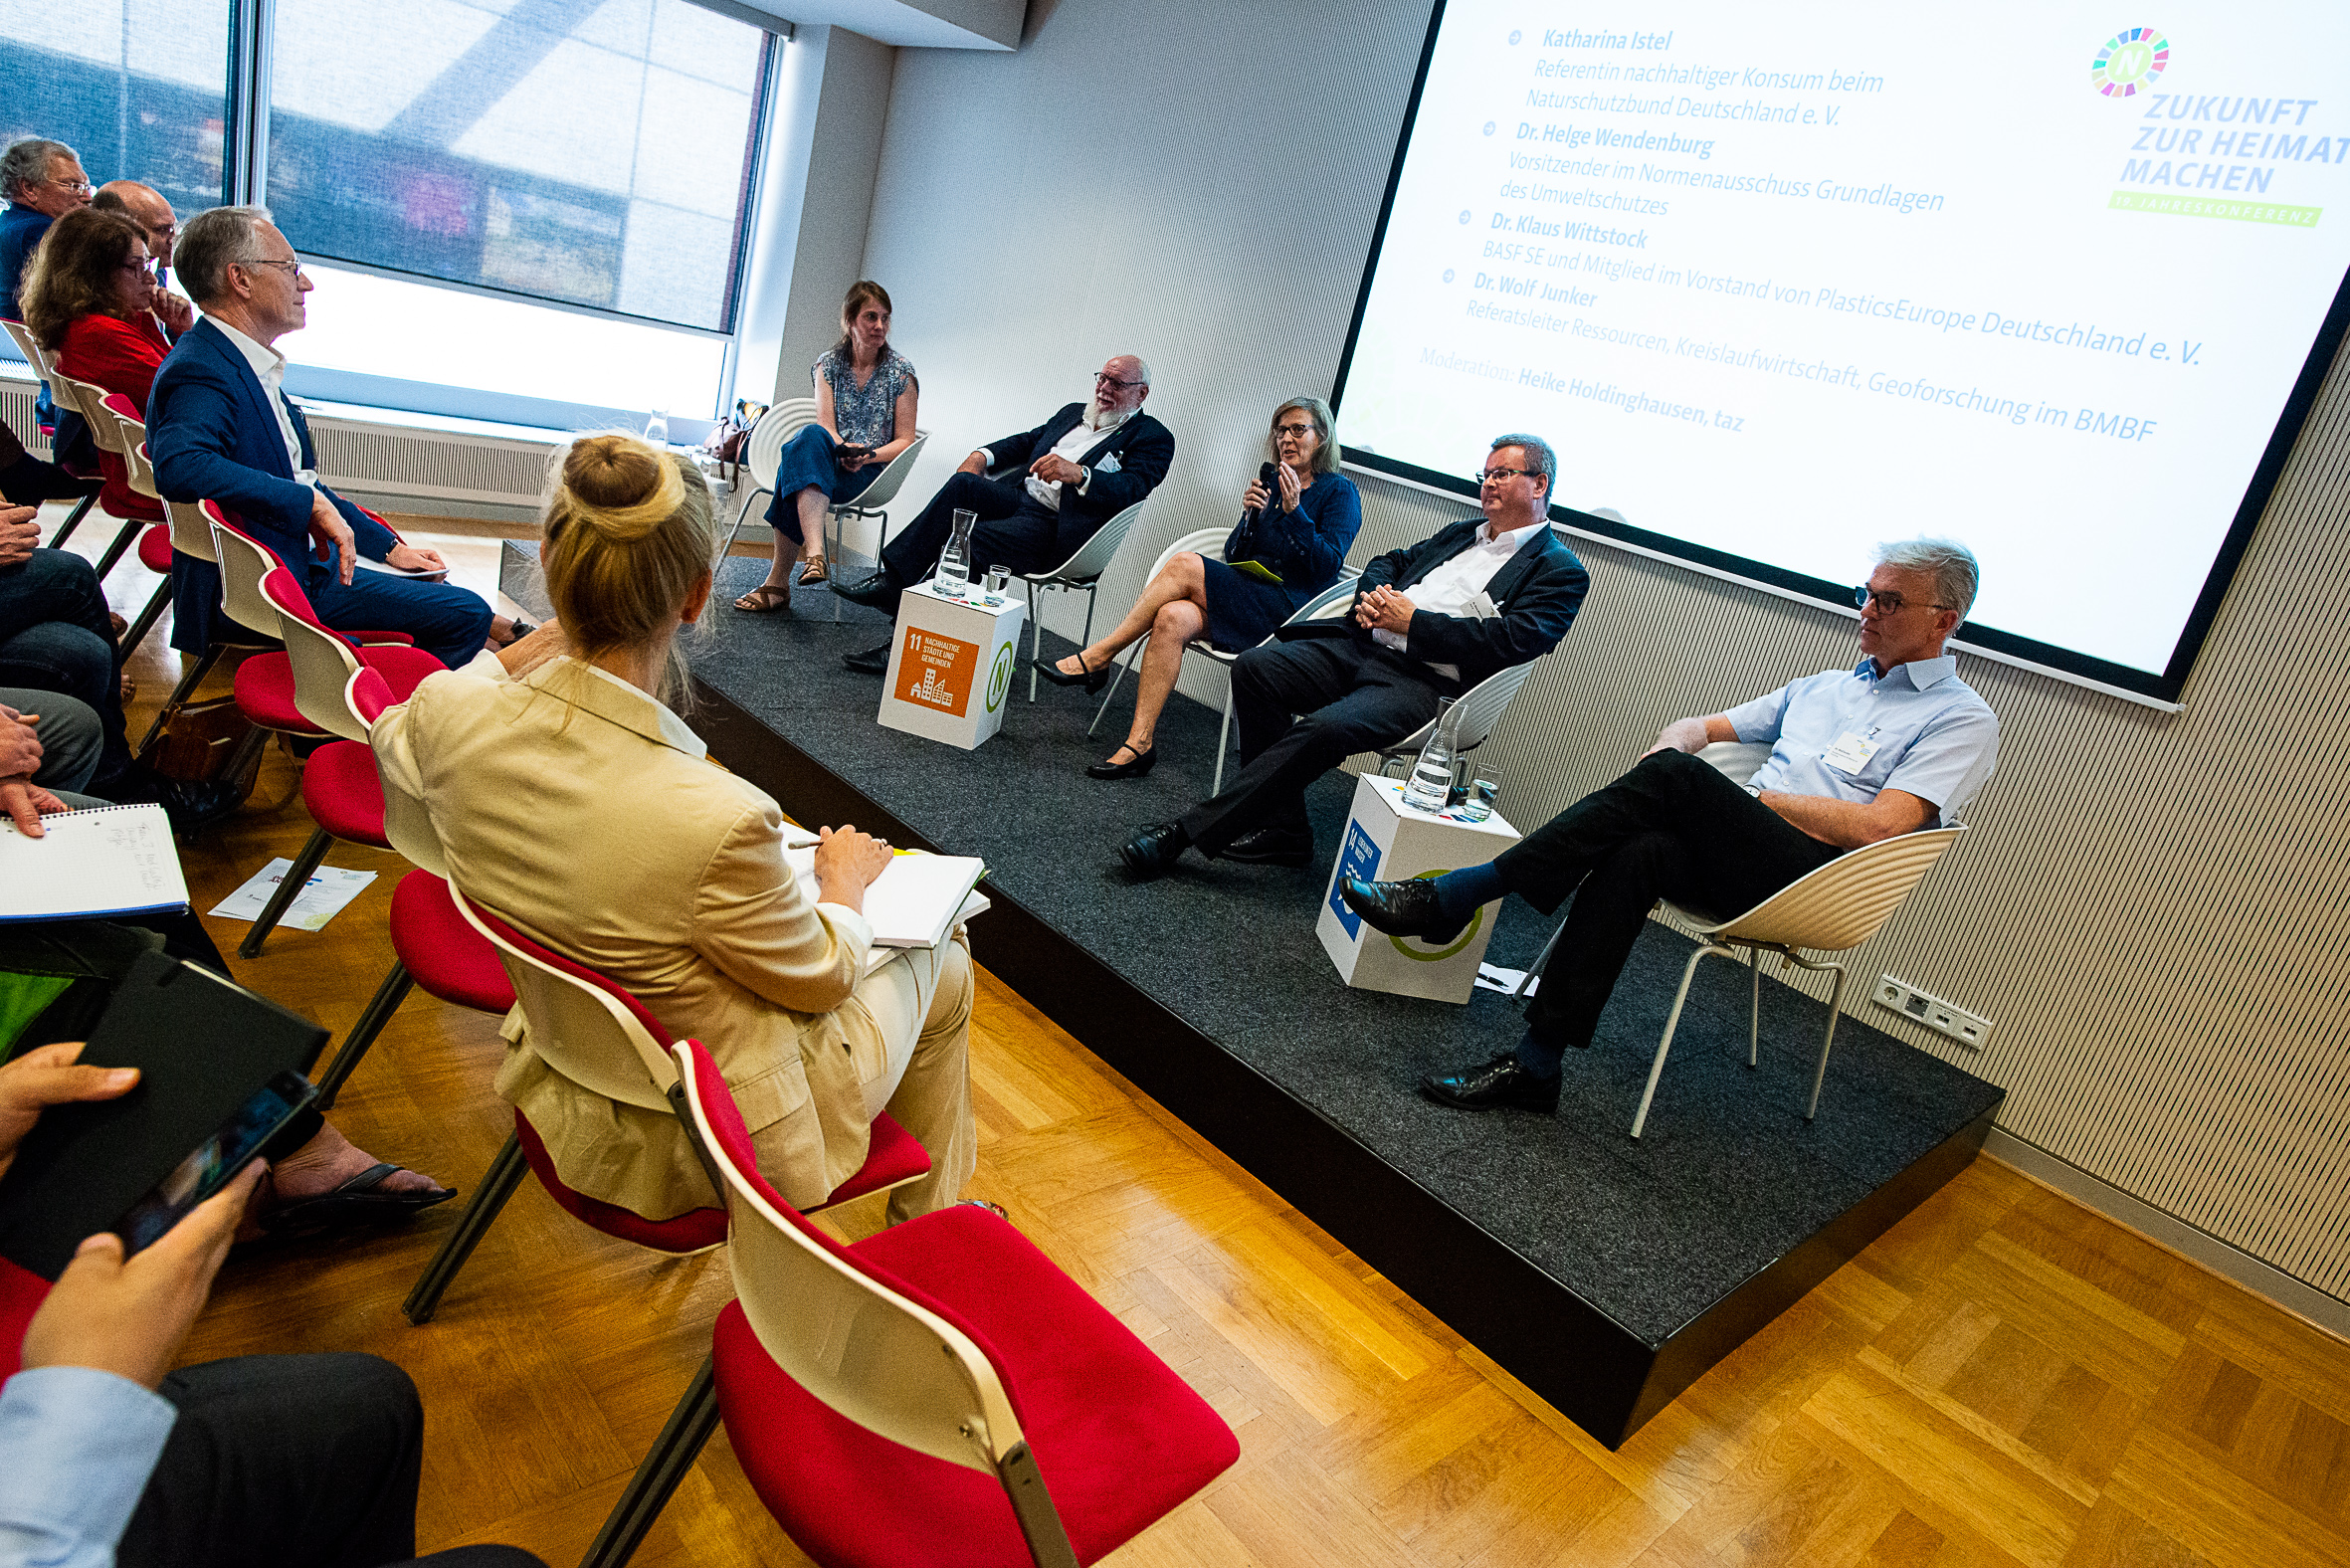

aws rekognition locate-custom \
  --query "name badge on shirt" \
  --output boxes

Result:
[1821,730,1880,775]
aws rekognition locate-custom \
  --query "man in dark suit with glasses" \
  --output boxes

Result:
[1119,433,1587,880]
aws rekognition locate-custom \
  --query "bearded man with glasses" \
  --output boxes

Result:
[1347,537,2000,1115]
[833,353,1174,672]
[1120,433,1587,880]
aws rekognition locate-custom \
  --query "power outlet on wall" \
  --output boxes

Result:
[1874,976,1993,1051]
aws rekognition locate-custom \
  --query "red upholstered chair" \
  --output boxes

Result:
[230,565,443,957]
[582,1040,1240,1568]
[45,368,160,580]
[0,1256,50,1381]
[130,497,281,759]
[400,892,931,1326]
[309,669,514,1111]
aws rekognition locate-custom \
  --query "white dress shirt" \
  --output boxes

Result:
[205,315,315,490]
[982,404,1132,510]
[0,1365,178,1568]
[1374,518,1547,681]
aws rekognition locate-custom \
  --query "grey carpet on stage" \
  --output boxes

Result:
[510,547,2002,1345]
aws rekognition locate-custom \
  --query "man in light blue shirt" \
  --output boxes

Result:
[1342,538,1999,1114]
[0,1043,541,1568]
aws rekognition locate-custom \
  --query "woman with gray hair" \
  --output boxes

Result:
[1041,396,1361,780]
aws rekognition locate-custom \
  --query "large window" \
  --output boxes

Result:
[0,0,775,422]
[268,0,768,332]
[0,1,233,219]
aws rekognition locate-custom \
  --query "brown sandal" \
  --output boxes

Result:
[797,555,831,586]
[732,583,793,614]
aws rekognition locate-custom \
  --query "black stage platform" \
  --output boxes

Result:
[505,548,2004,1447]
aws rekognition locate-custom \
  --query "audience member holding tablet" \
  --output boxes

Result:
[372,434,977,1225]
[0,1044,541,1568]
[1044,397,1361,780]
[733,281,916,613]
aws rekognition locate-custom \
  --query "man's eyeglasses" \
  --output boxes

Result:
[47,177,94,197]
[1854,585,1952,616]
[1475,466,1532,485]
[238,257,308,284]
[1094,371,1142,389]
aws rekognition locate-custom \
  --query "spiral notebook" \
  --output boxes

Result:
[0,805,190,923]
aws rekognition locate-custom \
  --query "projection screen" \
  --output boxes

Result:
[1333,1,2350,702]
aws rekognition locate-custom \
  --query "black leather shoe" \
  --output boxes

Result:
[1221,826,1313,868]
[1085,744,1157,780]
[1119,822,1190,880]
[842,641,891,674]
[1421,1053,1561,1114]
[1033,655,1113,695]
[1340,877,1468,942]
[830,572,896,612]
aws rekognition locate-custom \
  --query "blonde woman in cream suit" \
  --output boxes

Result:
[371,433,975,1223]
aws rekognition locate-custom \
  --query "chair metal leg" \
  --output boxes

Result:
[1078,585,1096,650]
[91,516,142,579]
[720,483,770,559]
[44,490,98,548]
[312,961,412,1110]
[997,1439,1082,1568]
[1214,685,1235,795]
[1747,946,1762,1069]
[237,825,331,958]
[1026,582,1043,701]
[120,575,172,655]
[1784,953,1847,1121]
[1514,916,1569,1006]
[1087,638,1140,736]
[1633,940,1728,1139]
[136,644,223,758]
[402,1130,527,1324]
[578,1354,721,1568]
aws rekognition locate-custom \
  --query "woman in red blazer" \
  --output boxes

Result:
[21,207,170,517]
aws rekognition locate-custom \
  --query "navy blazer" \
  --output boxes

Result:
[1280,517,1589,690]
[148,317,397,573]
[985,403,1175,529]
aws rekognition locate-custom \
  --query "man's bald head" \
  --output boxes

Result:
[92,180,176,265]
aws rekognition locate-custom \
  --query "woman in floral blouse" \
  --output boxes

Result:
[734,281,918,612]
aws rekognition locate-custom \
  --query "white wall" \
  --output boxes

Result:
[857,0,2350,1316]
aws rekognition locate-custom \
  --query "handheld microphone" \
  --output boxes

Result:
[1248,462,1279,522]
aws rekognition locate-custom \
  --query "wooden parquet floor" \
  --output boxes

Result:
[54,520,2350,1568]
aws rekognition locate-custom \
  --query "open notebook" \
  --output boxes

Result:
[0,805,189,923]
[784,836,987,951]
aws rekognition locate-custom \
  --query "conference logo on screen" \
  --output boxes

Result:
[2091,28,2169,97]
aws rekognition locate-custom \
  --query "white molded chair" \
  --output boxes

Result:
[817,432,927,601]
[719,397,820,554]
[132,495,247,757]
[1015,498,1151,702]
[1372,658,1545,781]
[1085,548,1359,795]
[1513,750,1969,1137]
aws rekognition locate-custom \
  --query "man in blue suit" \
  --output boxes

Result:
[146,207,503,666]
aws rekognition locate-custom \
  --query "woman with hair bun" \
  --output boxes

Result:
[733,280,916,613]
[373,432,976,1224]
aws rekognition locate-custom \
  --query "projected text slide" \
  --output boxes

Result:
[1340,2,2350,679]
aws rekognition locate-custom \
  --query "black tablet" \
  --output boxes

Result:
[0,952,327,1278]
